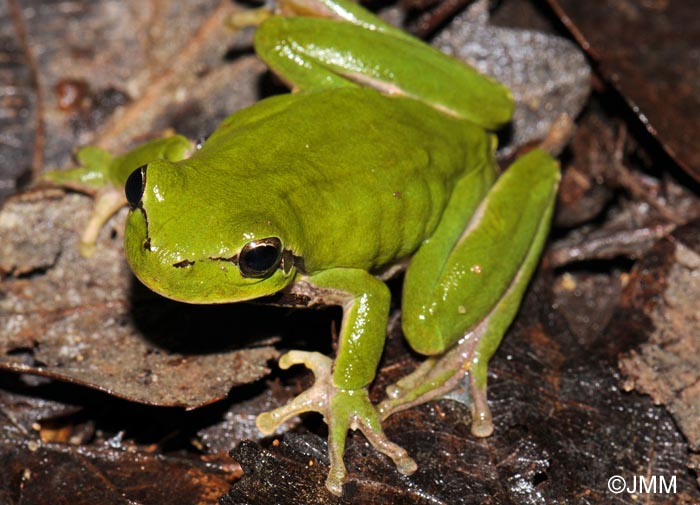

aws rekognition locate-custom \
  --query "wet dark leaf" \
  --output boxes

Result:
[223,274,700,503]
[547,0,700,181]
[0,386,81,439]
[549,95,700,267]
[0,394,239,505]
[198,381,306,453]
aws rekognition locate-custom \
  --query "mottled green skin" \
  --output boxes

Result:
[124,88,493,303]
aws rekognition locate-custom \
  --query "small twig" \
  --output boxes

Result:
[93,0,234,151]
[547,223,675,268]
[8,0,45,182]
[409,0,476,39]
[611,125,685,225]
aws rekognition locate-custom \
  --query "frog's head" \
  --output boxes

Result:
[123,160,300,304]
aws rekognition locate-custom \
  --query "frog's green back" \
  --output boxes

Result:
[151,88,494,274]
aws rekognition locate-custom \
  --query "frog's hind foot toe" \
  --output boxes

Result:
[469,378,494,438]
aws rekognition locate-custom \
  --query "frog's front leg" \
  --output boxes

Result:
[255,268,416,496]
[380,149,561,437]
[41,135,192,257]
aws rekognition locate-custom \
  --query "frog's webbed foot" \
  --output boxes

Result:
[377,333,494,438]
[256,350,417,496]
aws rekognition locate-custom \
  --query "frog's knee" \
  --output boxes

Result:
[401,322,449,356]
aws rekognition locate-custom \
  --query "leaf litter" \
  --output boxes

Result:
[2,0,700,503]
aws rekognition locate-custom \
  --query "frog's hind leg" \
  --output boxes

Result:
[249,5,512,128]
[378,318,491,436]
[382,149,560,437]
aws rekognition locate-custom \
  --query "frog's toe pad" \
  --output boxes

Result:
[255,409,286,435]
[385,384,402,400]
[325,469,346,497]
[470,397,494,438]
[379,443,417,475]
[398,455,418,475]
[471,418,494,438]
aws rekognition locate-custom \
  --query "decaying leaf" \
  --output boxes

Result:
[0,387,239,505]
[547,0,700,181]
[434,6,591,158]
[0,191,279,407]
[618,222,700,454]
[1,0,699,502]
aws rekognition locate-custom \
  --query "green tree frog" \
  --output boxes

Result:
[44,0,560,495]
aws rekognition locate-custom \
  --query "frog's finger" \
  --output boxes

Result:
[79,189,128,257]
[256,385,323,434]
[278,350,332,377]
[226,6,273,30]
[351,411,417,475]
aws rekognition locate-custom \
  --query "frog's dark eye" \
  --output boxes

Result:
[239,237,282,278]
[125,165,146,210]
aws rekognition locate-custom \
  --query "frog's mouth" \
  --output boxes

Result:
[169,247,302,278]
[124,211,304,304]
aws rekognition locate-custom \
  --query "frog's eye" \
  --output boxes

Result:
[125,165,147,210]
[239,237,282,278]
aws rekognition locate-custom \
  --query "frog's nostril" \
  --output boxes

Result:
[125,165,147,210]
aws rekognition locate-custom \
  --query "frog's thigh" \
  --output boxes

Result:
[255,14,512,128]
[402,149,560,357]
[254,17,360,91]
[401,158,495,355]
